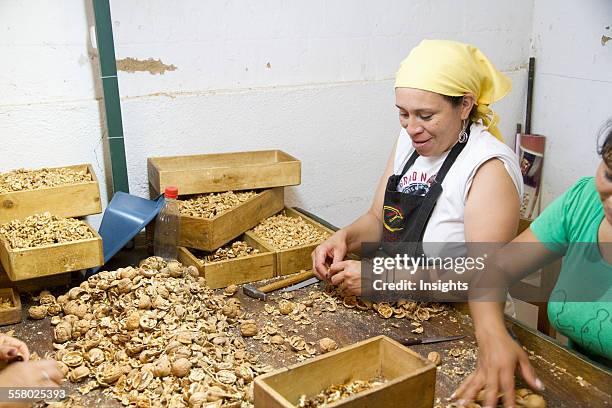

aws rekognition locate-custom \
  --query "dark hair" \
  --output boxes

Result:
[443,95,464,107]
[598,119,612,167]
[443,95,476,118]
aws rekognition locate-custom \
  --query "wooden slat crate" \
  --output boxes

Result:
[147,150,301,196]
[0,288,21,326]
[0,263,71,292]
[177,234,275,289]
[254,335,436,408]
[245,207,334,276]
[178,188,284,252]
[0,164,102,224]
[0,223,103,281]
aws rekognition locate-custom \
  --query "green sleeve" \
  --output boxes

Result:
[530,177,592,253]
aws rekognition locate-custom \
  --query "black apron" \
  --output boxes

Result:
[382,128,470,257]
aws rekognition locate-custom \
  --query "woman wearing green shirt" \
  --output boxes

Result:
[453,120,612,407]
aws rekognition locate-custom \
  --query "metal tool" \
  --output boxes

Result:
[283,276,320,292]
[243,270,314,301]
[396,334,465,347]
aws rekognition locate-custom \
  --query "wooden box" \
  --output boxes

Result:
[0,288,22,326]
[178,187,284,252]
[0,263,71,292]
[0,223,103,281]
[147,150,301,196]
[178,234,275,289]
[254,335,436,408]
[0,164,102,224]
[246,207,334,276]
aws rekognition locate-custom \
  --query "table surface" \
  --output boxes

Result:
[3,207,612,407]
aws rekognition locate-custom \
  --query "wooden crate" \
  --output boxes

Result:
[254,335,436,408]
[0,223,103,281]
[178,234,275,289]
[0,288,21,326]
[0,164,102,224]
[179,187,284,252]
[245,207,334,276]
[0,263,71,292]
[147,150,301,196]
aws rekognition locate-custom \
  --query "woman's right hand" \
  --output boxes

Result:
[452,328,543,407]
[0,360,64,389]
[312,230,349,281]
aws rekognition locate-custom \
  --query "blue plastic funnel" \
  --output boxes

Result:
[90,192,165,274]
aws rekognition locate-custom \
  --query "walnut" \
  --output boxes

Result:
[86,348,105,366]
[223,284,238,296]
[116,278,132,294]
[270,335,284,345]
[376,303,393,319]
[56,361,70,377]
[240,321,258,337]
[153,356,172,378]
[278,300,294,315]
[166,261,183,278]
[54,322,72,343]
[46,303,62,316]
[126,311,140,331]
[518,393,547,408]
[28,305,47,320]
[39,290,56,305]
[203,241,260,264]
[221,304,240,319]
[69,365,90,382]
[138,294,152,310]
[171,358,191,378]
[427,351,441,366]
[318,338,337,353]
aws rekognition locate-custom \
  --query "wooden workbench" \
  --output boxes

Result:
[3,209,611,407]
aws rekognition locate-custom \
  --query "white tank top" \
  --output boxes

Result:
[393,122,523,244]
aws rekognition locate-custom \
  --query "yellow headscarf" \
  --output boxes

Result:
[395,39,511,141]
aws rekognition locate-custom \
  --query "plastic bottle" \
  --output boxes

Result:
[154,186,180,260]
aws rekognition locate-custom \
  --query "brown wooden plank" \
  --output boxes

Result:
[0,263,70,292]
[147,150,301,195]
[0,164,102,224]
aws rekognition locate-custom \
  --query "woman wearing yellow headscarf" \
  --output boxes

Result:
[312,39,522,294]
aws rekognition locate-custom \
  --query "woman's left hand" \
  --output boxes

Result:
[329,260,362,296]
[0,334,30,362]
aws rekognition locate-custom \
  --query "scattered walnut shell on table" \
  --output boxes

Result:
[427,351,441,366]
[223,284,238,296]
[319,338,338,353]
[240,320,258,337]
[278,300,294,315]
[28,305,47,320]
[68,365,90,382]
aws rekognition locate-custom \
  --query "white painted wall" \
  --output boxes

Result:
[530,0,612,208]
[0,0,534,229]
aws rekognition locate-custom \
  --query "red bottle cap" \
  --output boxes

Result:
[164,186,179,199]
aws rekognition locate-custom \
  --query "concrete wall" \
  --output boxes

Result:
[1,0,534,228]
[530,0,612,207]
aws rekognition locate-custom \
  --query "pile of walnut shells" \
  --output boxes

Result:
[0,212,94,249]
[251,213,330,250]
[179,191,257,219]
[0,167,92,194]
[30,257,273,408]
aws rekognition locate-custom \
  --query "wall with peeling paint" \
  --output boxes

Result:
[1,0,534,229]
[530,0,612,208]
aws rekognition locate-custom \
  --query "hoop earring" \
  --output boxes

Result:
[458,119,468,143]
